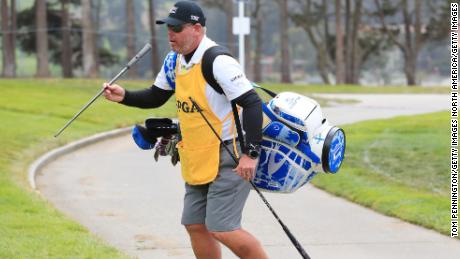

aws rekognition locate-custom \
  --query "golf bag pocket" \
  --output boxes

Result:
[255,139,317,193]
[262,121,300,147]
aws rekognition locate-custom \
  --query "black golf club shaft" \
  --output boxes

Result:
[189,97,311,259]
[54,43,152,138]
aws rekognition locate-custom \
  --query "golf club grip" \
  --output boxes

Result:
[127,43,152,67]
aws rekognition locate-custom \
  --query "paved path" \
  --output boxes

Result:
[37,94,459,259]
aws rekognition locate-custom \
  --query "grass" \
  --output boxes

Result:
[312,112,452,235]
[0,78,451,257]
[0,78,177,258]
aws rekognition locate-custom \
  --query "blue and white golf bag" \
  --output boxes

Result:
[254,92,346,193]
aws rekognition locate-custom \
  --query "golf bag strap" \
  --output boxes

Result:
[202,45,278,98]
[202,45,247,153]
[202,45,282,154]
[202,45,232,95]
[258,87,277,98]
[231,101,246,153]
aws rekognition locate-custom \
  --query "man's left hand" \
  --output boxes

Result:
[233,154,258,181]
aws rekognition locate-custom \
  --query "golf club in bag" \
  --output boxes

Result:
[54,43,152,138]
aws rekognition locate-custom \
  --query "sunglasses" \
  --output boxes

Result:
[167,24,192,33]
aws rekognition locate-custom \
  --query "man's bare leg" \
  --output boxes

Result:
[185,224,221,259]
[211,228,268,259]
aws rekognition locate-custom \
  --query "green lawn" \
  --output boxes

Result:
[313,112,451,235]
[0,79,176,258]
[0,78,451,257]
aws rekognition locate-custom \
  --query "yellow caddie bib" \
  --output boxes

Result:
[175,58,224,185]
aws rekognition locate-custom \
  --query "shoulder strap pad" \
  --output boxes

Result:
[202,45,233,95]
[164,51,178,90]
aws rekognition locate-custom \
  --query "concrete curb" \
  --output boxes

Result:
[28,127,131,190]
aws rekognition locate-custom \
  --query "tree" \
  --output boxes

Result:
[345,0,362,84]
[82,0,97,78]
[335,0,345,84]
[93,0,102,73]
[201,0,236,55]
[251,0,264,82]
[61,0,72,78]
[345,0,352,83]
[148,0,160,74]
[276,0,292,83]
[291,0,391,85]
[1,0,16,77]
[17,3,118,72]
[126,0,137,78]
[391,0,419,85]
[224,0,235,56]
[291,0,333,84]
[375,0,450,86]
[35,0,50,77]
[10,0,16,76]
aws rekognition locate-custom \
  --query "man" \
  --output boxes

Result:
[103,1,268,259]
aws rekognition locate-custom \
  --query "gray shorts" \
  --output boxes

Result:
[181,143,251,232]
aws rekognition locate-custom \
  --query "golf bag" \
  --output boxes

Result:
[255,92,346,193]
[132,118,180,165]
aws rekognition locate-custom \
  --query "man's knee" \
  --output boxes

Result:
[210,230,254,254]
[209,230,224,240]
[185,224,208,235]
[210,229,268,258]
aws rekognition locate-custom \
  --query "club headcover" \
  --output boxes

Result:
[132,125,157,150]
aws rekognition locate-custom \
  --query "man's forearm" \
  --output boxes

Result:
[121,85,174,108]
[233,89,263,145]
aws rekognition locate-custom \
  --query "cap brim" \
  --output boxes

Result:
[155,17,186,26]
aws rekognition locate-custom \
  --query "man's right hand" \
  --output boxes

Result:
[103,83,125,103]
